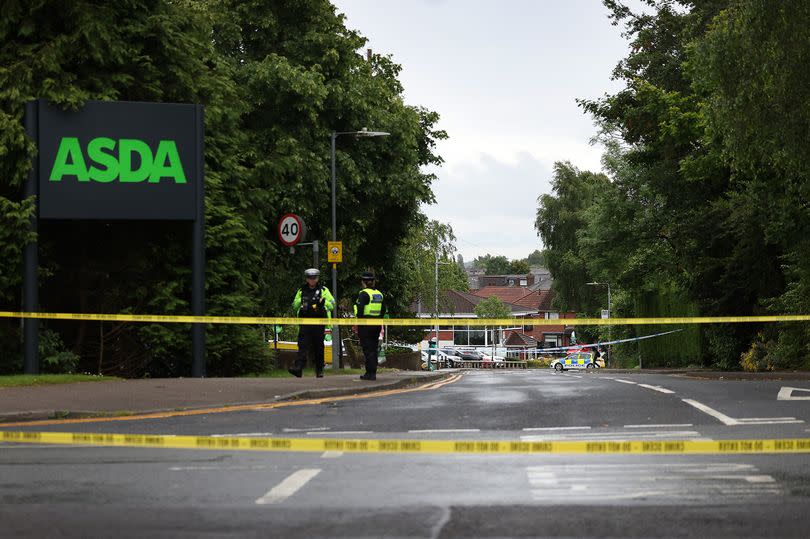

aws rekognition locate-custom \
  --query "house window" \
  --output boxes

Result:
[520,279,527,286]
[544,312,559,320]
[469,330,485,346]
[523,325,534,332]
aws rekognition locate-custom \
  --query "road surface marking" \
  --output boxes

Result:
[321,451,343,458]
[682,399,804,425]
[0,374,464,428]
[637,383,675,394]
[624,424,693,428]
[777,387,810,401]
[170,465,267,471]
[284,427,330,433]
[409,429,480,433]
[615,379,636,385]
[682,399,739,425]
[255,468,321,505]
[309,430,372,435]
[210,432,273,437]
[521,430,701,441]
[522,426,591,432]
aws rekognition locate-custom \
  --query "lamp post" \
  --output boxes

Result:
[330,128,390,370]
[434,252,453,369]
[586,281,612,366]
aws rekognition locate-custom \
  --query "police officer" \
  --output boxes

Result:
[290,268,334,378]
[354,271,386,380]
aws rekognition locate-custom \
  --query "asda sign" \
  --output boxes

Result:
[36,100,202,220]
[49,138,187,184]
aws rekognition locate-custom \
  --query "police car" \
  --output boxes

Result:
[550,351,604,371]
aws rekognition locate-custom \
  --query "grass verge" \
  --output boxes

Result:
[0,374,119,388]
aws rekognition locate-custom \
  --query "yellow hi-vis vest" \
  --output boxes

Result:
[355,288,384,317]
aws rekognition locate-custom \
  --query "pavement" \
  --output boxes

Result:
[0,370,452,423]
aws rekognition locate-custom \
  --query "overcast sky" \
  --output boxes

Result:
[332,0,634,261]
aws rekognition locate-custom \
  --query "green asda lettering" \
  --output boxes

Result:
[49,137,187,184]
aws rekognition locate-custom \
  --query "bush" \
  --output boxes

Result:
[39,329,80,374]
[527,358,552,368]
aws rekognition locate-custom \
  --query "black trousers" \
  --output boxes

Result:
[357,325,381,374]
[296,325,325,372]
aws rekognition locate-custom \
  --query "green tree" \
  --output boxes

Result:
[508,259,530,274]
[526,249,545,267]
[474,296,512,320]
[0,0,446,376]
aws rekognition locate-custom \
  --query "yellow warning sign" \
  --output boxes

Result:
[327,241,343,263]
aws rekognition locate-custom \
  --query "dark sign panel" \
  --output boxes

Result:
[37,100,201,220]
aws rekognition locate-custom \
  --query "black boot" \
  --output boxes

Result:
[288,368,303,378]
[316,370,324,378]
[359,373,376,381]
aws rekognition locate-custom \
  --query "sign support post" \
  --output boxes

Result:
[191,105,206,378]
[23,101,39,374]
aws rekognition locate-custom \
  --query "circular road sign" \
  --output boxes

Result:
[278,213,304,246]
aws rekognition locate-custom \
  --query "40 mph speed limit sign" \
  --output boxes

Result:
[278,214,305,246]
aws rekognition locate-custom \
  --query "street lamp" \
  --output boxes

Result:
[586,281,612,365]
[330,128,390,370]
[433,254,453,369]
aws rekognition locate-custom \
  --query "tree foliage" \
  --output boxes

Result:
[0,0,445,376]
[537,0,810,369]
[474,296,512,320]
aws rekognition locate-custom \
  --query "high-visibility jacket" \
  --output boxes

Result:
[293,284,335,318]
[354,288,385,318]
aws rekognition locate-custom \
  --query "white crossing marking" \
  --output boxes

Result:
[682,399,739,425]
[284,427,330,433]
[408,429,481,433]
[526,463,779,503]
[210,432,273,437]
[623,423,693,428]
[522,426,591,432]
[255,469,321,505]
[637,383,675,394]
[307,430,372,435]
[614,379,636,385]
[682,398,804,426]
[321,451,344,458]
[521,430,701,441]
[777,387,810,401]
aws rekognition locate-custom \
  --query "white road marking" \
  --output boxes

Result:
[170,465,267,471]
[210,432,273,437]
[681,398,804,425]
[255,468,321,505]
[614,379,636,385]
[521,430,701,441]
[637,383,675,394]
[522,426,591,432]
[777,387,810,401]
[408,429,480,433]
[526,463,779,503]
[283,427,330,433]
[682,399,739,425]
[320,451,344,458]
[308,430,372,435]
[623,423,693,428]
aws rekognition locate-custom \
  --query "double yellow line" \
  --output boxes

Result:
[0,374,463,428]
[3,311,810,326]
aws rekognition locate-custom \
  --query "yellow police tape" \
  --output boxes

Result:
[2,311,810,327]
[2,430,810,455]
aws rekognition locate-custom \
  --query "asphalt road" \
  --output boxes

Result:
[2,369,810,538]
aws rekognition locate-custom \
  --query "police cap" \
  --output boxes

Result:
[304,268,320,278]
[360,271,376,281]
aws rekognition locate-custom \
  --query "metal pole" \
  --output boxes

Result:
[607,283,612,368]
[191,105,206,378]
[312,240,319,268]
[23,100,39,374]
[330,133,340,370]
[434,250,439,366]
